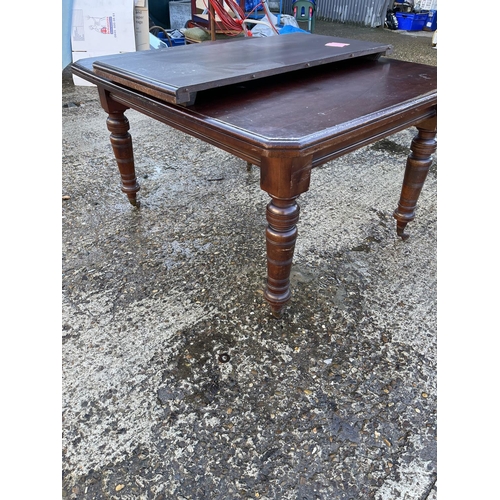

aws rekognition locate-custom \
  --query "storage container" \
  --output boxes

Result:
[156,31,186,45]
[395,11,428,31]
[424,9,437,31]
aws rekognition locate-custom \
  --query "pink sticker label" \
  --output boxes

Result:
[325,42,350,47]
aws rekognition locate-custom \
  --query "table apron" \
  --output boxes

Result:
[104,84,266,166]
[309,105,437,168]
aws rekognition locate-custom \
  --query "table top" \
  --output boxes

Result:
[189,57,436,140]
[88,34,393,105]
[72,37,436,160]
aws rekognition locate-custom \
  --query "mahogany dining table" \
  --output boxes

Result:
[71,33,437,316]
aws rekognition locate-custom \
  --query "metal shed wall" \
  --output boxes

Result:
[280,0,393,28]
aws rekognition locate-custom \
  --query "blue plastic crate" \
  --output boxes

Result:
[170,37,186,46]
[424,10,437,31]
[157,31,186,46]
[395,12,428,31]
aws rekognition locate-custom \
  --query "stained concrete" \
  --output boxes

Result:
[62,20,437,499]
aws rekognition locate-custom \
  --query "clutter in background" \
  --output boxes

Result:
[386,0,437,32]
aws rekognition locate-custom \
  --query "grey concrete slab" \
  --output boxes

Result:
[62,20,437,499]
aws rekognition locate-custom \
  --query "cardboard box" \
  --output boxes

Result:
[71,0,149,86]
[135,0,150,51]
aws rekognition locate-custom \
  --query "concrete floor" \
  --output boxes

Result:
[62,21,437,500]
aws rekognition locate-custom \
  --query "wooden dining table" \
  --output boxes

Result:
[71,33,437,316]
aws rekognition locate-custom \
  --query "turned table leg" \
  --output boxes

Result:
[393,117,437,240]
[106,111,141,207]
[264,197,300,317]
[98,88,140,207]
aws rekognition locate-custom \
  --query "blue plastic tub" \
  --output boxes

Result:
[395,12,428,31]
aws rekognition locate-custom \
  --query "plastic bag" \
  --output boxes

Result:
[250,12,300,36]
[280,14,300,27]
[250,12,279,37]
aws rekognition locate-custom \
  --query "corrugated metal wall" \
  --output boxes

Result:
[281,0,393,28]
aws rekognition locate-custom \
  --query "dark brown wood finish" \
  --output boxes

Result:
[90,34,392,105]
[71,37,437,316]
[98,88,141,207]
[393,117,437,240]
